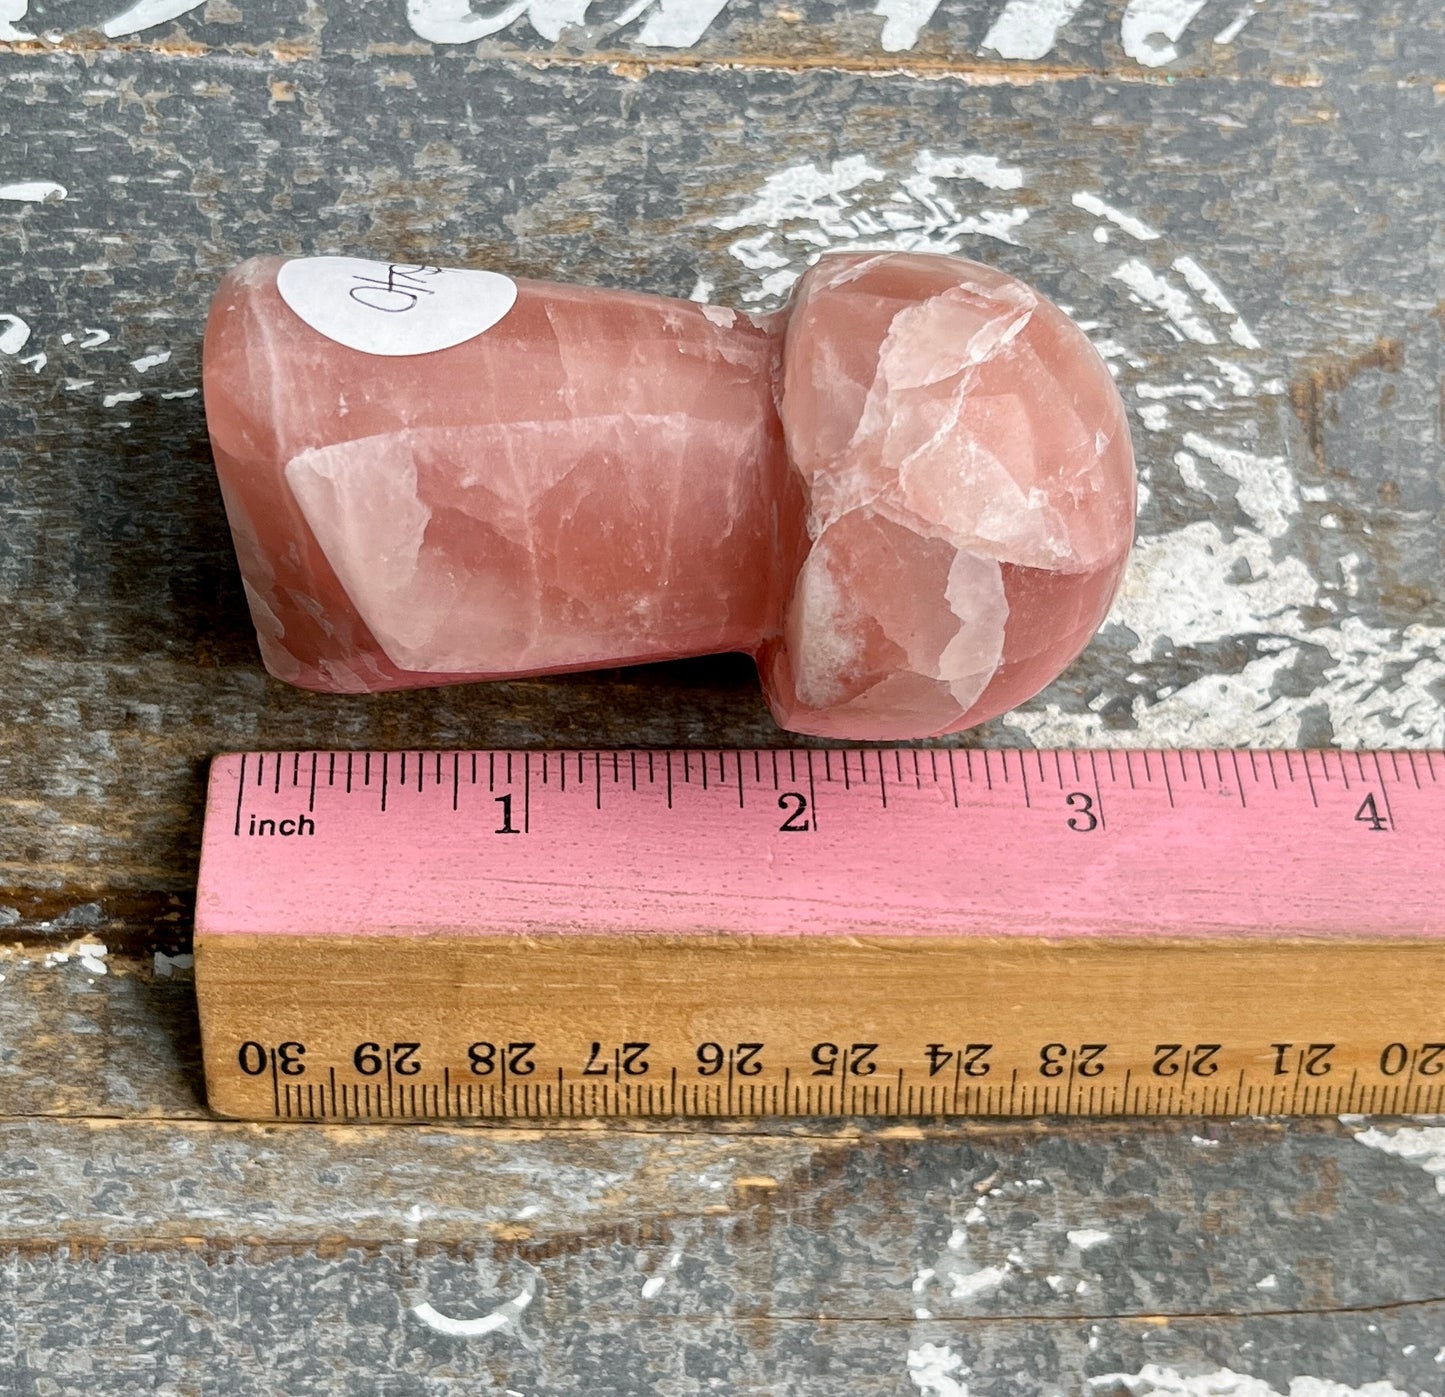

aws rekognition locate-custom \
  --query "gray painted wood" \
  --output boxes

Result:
[6,1091,1445,1392]
[3,0,1444,1389]
[4,0,1442,75]
[2,47,1441,904]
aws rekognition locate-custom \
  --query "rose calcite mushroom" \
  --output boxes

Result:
[203,251,1135,739]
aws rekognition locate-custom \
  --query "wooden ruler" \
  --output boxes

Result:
[195,748,1445,1120]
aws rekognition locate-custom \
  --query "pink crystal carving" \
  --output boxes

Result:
[204,252,1135,739]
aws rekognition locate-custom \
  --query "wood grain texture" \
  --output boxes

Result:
[7,950,1445,1386]
[194,920,1445,1121]
[2,0,1444,1388]
[7,1099,1445,1391]
[2,45,1442,909]
[2,0,1441,78]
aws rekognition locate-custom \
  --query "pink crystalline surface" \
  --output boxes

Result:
[205,257,794,693]
[204,252,1133,739]
[765,253,1135,738]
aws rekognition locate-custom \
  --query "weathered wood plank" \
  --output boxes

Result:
[2,3,1444,1388]
[2,0,1440,78]
[0,949,204,1117]
[8,1112,1445,1312]
[7,953,1445,1383]
[6,1110,1445,1391]
[6,1287,1445,1396]
[2,52,1441,918]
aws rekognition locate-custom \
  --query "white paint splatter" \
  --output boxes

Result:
[407,0,728,46]
[914,1188,1032,1312]
[1018,561,1445,748]
[1180,431,1294,539]
[42,939,109,975]
[874,0,942,52]
[979,0,1086,59]
[916,151,1025,192]
[1112,259,1218,344]
[161,387,199,399]
[101,0,206,37]
[1209,356,1257,396]
[1123,528,1316,656]
[908,1343,971,1397]
[1173,256,1261,348]
[715,155,884,235]
[1066,1228,1111,1250]
[1073,191,1160,242]
[1352,1123,1445,1195]
[715,153,1032,302]
[1120,0,1209,67]
[0,0,1261,56]
[0,180,67,202]
[0,313,31,356]
[412,1282,535,1338]
[79,328,111,348]
[632,0,729,46]
[520,0,590,40]
[407,0,532,43]
[949,1263,1008,1300]
[1255,1273,1278,1290]
[131,349,171,373]
[640,1247,683,1299]
[1138,380,1221,409]
[103,390,144,407]
[1087,1364,1415,1397]
[1214,1,1261,45]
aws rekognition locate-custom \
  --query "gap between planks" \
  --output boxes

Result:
[0,35,1343,87]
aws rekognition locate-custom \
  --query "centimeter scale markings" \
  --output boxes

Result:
[195,748,1445,1121]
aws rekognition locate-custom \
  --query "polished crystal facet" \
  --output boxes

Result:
[204,252,1135,738]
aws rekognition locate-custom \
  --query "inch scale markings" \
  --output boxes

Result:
[198,748,1445,1121]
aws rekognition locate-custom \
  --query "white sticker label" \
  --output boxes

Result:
[276,256,518,357]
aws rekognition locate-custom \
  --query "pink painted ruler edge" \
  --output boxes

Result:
[195,748,1445,942]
